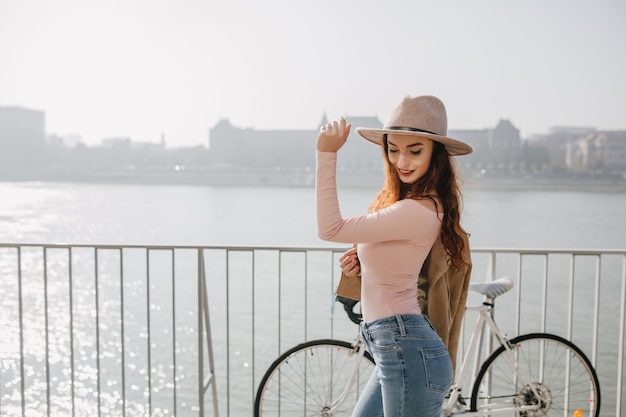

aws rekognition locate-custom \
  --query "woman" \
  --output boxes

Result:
[316,95,472,417]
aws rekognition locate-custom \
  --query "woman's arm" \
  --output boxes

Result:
[316,151,439,243]
[315,117,440,244]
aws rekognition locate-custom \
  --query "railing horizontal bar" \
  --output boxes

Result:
[2,242,625,255]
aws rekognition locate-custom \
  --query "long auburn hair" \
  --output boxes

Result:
[369,135,469,268]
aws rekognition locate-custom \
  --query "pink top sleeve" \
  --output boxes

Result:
[316,151,442,321]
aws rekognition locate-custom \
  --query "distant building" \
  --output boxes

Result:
[47,133,83,148]
[102,136,132,148]
[450,119,521,170]
[208,116,384,174]
[208,116,530,175]
[529,126,596,170]
[568,131,626,173]
[205,116,622,178]
[489,119,521,162]
[0,106,46,171]
[449,128,489,168]
[209,119,316,170]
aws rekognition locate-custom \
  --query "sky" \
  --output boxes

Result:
[1,0,624,147]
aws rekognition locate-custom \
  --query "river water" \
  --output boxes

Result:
[1,181,625,249]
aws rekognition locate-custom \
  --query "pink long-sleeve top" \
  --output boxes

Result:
[316,151,442,322]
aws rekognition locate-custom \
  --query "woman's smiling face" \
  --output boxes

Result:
[386,133,434,184]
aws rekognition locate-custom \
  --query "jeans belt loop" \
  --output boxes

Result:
[396,314,406,336]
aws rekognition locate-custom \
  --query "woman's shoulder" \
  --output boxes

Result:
[408,193,441,214]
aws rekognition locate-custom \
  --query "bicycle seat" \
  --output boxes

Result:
[469,276,514,298]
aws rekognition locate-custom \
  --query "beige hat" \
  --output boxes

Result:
[356,95,473,156]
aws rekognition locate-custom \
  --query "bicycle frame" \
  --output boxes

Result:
[327,300,544,417]
[443,300,544,416]
[256,276,598,417]
[325,332,369,416]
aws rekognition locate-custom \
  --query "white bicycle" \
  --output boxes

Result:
[254,277,600,417]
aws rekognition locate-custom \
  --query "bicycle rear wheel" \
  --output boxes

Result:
[470,333,600,417]
[254,339,375,417]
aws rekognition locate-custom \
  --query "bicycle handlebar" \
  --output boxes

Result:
[336,295,363,325]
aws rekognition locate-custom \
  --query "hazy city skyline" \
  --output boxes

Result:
[1,0,624,147]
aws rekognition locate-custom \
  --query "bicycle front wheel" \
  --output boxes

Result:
[254,339,375,417]
[470,333,600,417]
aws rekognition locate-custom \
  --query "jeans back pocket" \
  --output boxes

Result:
[421,345,453,392]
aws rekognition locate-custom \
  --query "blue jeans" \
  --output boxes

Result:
[352,314,453,417]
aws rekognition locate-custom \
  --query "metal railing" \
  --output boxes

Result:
[0,244,218,417]
[1,243,624,416]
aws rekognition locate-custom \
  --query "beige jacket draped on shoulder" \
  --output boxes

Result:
[418,233,472,372]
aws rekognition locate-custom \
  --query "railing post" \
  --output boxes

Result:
[617,254,626,417]
[197,249,219,416]
[197,249,204,417]
[202,251,219,417]
[17,246,25,417]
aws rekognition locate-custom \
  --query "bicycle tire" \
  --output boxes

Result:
[470,333,600,417]
[254,339,375,417]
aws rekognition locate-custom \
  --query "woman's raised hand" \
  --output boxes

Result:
[317,117,351,152]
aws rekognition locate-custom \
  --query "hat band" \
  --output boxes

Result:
[386,126,439,136]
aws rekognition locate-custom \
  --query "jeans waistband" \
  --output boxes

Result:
[362,313,427,336]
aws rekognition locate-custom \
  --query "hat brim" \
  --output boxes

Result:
[356,127,473,156]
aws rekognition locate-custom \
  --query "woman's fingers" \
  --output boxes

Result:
[344,262,361,276]
[317,117,351,152]
[338,247,360,276]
